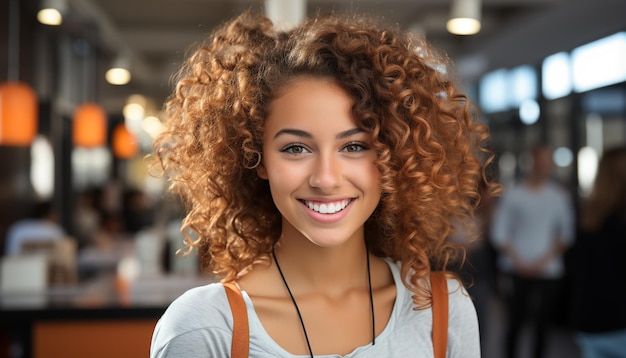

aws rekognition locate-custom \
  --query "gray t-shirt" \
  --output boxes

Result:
[150,259,480,357]
[491,181,574,278]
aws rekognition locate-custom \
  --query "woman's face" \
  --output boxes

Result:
[258,78,381,248]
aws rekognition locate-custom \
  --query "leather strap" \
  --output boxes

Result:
[431,271,449,358]
[224,282,249,358]
[225,273,449,358]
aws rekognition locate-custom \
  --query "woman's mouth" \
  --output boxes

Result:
[301,199,352,214]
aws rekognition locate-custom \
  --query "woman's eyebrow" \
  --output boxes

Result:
[273,127,364,140]
[273,128,311,139]
[336,127,364,139]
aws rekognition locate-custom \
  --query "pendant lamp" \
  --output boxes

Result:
[0,82,38,145]
[37,0,67,26]
[106,54,132,85]
[73,103,107,147]
[112,123,138,159]
[447,0,482,36]
[0,0,38,146]
[265,0,305,30]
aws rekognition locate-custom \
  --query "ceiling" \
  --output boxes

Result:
[58,0,626,114]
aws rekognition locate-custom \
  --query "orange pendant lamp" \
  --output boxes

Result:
[0,82,38,146]
[73,103,107,147]
[0,0,38,146]
[112,122,138,159]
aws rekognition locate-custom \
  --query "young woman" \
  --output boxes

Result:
[150,11,494,358]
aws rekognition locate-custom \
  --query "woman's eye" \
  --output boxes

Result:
[342,142,368,152]
[281,144,309,154]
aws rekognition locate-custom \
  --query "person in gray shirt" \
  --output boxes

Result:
[491,145,575,358]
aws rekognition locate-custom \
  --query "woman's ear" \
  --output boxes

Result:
[256,163,268,180]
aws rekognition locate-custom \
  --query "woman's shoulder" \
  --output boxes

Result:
[151,282,235,357]
[383,259,467,294]
[382,263,479,356]
[171,280,226,299]
[444,277,475,313]
[154,282,233,338]
[384,259,474,313]
[429,272,475,316]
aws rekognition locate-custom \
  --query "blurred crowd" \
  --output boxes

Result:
[446,144,625,358]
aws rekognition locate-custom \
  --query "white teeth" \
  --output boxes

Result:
[305,200,350,214]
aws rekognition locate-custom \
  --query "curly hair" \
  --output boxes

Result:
[152,11,496,307]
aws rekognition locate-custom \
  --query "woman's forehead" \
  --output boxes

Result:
[264,78,358,136]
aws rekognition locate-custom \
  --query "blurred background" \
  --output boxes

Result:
[0,0,624,357]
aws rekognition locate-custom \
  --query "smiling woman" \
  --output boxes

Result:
[150,10,496,358]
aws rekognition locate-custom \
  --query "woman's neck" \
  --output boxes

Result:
[273,231,370,296]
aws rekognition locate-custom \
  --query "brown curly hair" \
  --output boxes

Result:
[152,11,496,306]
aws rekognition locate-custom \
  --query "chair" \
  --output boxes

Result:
[19,237,78,286]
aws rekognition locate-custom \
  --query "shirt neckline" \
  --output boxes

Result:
[240,258,402,357]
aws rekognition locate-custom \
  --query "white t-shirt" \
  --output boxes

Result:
[150,259,480,357]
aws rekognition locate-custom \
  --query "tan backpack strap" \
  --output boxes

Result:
[431,271,449,358]
[223,282,249,358]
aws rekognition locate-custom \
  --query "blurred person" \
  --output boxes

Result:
[491,145,575,358]
[73,189,102,248]
[123,188,156,234]
[91,211,126,250]
[571,146,626,358]
[4,200,66,256]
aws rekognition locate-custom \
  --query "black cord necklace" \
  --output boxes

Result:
[272,245,375,358]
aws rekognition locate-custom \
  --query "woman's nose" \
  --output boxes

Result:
[308,153,342,190]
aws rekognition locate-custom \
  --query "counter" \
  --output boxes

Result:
[0,274,213,358]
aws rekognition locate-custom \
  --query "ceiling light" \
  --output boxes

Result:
[106,56,132,85]
[37,0,67,26]
[106,68,131,85]
[142,116,165,138]
[265,0,305,30]
[447,0,482,35]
